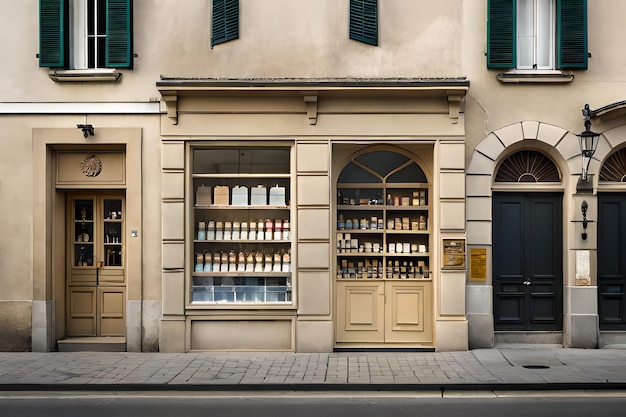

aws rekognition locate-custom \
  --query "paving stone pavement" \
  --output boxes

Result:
[1,348,626,390]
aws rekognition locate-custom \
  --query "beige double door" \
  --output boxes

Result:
[66,193,126,337]
[336,281,433,344]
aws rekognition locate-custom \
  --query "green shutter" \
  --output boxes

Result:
[349,0,378,46]
[106,0,133,68]
[557,0,587,69]
[39,0,67,68]
[212,0,239,47]
[487,0,515,69]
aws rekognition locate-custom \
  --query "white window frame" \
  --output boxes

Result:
[516,0,555,70]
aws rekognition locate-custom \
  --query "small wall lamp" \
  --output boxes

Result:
[580,200,593,240]
[77,124,95,138]
[575,104,600,193]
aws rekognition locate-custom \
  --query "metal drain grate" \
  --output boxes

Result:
[522,365,551,369]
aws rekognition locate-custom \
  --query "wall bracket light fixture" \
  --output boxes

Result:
[77,124,95,138]
[575,104,600,193]
[579,200,593,240]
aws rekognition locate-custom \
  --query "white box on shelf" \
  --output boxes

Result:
[251,185,267,205]
[269,185,286,205]
[231,185,248,205]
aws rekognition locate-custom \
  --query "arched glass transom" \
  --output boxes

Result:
[338,150,427,184]
[495,150,560,183]
[600,148,626,182]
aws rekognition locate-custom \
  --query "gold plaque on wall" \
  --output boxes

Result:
[442,239,466,269]
[469,248,487,282]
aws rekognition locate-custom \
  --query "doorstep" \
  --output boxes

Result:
[57,336,126,352]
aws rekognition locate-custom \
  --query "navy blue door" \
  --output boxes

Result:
[598,193,626,329]
[493,193,563,331]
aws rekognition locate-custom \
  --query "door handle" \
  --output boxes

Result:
[96,261,103,286]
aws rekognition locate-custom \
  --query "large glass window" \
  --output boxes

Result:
[190,146,292,305]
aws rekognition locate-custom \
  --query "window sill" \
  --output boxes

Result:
[48,69,122,82]
[496,71,574,83]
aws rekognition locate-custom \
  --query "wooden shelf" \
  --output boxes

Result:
[194,239,290,243]
[192,271,291,277]
[195,205,289,210]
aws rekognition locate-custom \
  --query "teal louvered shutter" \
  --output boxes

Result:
[39,0,68,68]
[557,0,587,69]
[106,0,133,68]
[212,0,239,47]
[349,0,378,46]
[487,0,515,69]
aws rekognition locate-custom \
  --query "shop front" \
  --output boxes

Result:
[158,78,469,352]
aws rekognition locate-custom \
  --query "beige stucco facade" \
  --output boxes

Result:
[463,1,626,348]
[1,0,625,352]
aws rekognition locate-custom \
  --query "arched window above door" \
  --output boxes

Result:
[338,150,427,184]
[495,150,561,183]
[600,148,626,182]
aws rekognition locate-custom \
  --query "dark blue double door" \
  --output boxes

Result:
[598,193,626,329]
[493,193,563,331]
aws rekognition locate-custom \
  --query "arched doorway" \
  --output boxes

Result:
[492,150,563,332]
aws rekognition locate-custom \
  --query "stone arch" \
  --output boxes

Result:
[466,121,576,248]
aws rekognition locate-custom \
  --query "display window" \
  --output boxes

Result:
[189,146,292,305]
[336,150,431,281]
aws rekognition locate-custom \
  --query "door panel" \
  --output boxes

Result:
[336,282,384,342]
[69,269,97,285]
[498,292,524,324]
[98,269,125,284]
[99,288,126,336]
[385,281,432,343]
[493,197,526,328]
[493,193,562,331]
[598,194,626,329]
[68,287,97,336]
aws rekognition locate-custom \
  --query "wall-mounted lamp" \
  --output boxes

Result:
[77,124,95,138]
[575,104,600,193]
[580,200,593,240]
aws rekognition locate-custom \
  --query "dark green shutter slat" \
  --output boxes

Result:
[212,0,239,47]
[39,0,67,68]
[557,0,587,69]
[106,0,133,68]
[487,0,515,69]
[350,0,378,46]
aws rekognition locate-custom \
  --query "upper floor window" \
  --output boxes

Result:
[487,0,587,70]
[211,0,239,47]
[349,0,378,46]
[39,0,133,69]
[517,0,554,69]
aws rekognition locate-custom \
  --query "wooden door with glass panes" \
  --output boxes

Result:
[67,193,126,337]
[335,149,433,345]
